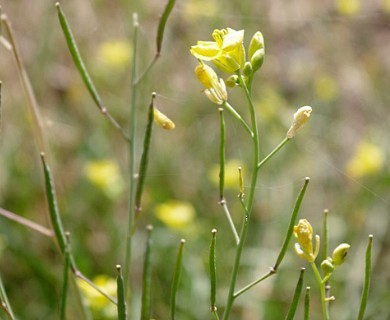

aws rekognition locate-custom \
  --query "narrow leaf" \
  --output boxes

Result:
[141,225,153,320]
[156,0,176,55]
[274,177,310,270]
[171,239,185,320]
[284,268,305,320]
[116,265,127,320]
[357,235,373,320]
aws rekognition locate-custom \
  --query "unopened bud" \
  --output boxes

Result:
[321,258,335,275]
[332,243,350,266]
[243,61,253,77]
[225,75,239,88]
[248,31,264,61]
[287,106,312,138]
[250,48,265,72]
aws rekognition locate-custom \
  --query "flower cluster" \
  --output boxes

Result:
[294,219,351,278]
[190,27,265,104]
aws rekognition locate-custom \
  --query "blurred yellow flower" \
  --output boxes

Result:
[314,74,338,101]
[384,0,390,14]
[84,159,124,198]
[155,200,195,229]
[335,0,360,16]
[78,275,117,319]
[346,141,385,178]
[191,28,245,73]
[209,159,243,189]
[182,0,218,22]
[97,40,132,68]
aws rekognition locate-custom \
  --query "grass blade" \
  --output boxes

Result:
[171,239,185,320]
[357,235,373,320]
[116,265,127,320]
[141,225,153,320]
[273,177,310,270]
[284,268,305,320]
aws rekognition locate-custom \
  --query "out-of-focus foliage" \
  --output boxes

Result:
[0,0,389,319]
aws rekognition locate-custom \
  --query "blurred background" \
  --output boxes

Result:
[0,0,389,319]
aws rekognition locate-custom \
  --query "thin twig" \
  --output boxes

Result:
[0,207,54,237]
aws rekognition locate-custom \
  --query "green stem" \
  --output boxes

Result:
[222,101,253,137]
[0,274,15,320]
[222,72,260,320]
[257,137,290,169]
[218,108,225,200]
[310,262,329,320]
[124,12,139,291]
[234,177,309,298]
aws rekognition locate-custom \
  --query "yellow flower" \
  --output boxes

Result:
[84,160,124,198]
[155,200,195,229]
[346,141,385,178]
[294,219,320,262]
[97,40,132,68]
[286,106,312,138]
[195,64,227,104]
[191,28,245,73]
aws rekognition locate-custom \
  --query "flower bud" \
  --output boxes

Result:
[286,106,312,138]
[250,48,265,72]
[225,75,239,88]
[321,258,335,275]
[332,243,351,266]
[243,61,253,77]
[154,108,175,130]
[248,31,264,61]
